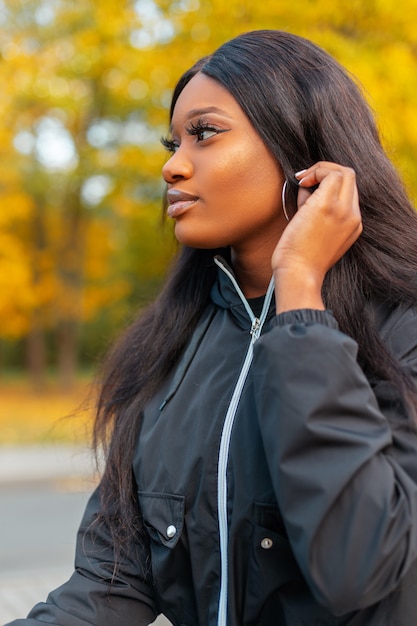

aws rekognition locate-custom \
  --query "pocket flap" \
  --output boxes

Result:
[138,491,185,548]
[255,502,287,537]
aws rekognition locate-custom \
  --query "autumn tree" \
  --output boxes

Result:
[0,0,176,387]
[0,0,416,387]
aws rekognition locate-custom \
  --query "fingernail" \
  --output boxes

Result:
[295,169,307,178]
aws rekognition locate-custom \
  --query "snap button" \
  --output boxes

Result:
[166,524,177,539]
[261,537,273,549]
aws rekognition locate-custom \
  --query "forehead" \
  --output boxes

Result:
[171,72,245,125]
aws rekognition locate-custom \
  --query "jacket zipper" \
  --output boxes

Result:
[214,258,275,626]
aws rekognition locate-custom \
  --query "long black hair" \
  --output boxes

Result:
[93,30,417,552]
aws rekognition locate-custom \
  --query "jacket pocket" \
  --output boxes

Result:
[138,491,185,548]
[138,491,197,624]
[251,502,302,585]
[244,502,304,625]
[138,490,186,588]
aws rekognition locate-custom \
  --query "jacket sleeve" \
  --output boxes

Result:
[4,487,157,626]
[252,306,417,616]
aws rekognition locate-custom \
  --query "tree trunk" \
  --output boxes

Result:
[57,318,78,391]
[26,320,47,390]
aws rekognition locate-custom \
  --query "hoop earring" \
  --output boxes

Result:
[281,180,290,221]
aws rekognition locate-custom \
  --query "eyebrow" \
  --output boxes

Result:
[170,106,233,131]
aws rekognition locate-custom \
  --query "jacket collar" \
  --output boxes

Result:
[210,256,276,330]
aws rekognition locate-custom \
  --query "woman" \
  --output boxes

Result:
[8,29,417,626]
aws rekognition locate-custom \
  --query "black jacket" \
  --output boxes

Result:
[7,258,417,626]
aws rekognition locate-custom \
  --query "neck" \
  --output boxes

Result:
[230,250,273,299]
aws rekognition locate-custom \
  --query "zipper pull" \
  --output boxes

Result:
[250,317,261,340]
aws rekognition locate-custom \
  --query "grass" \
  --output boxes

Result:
[0,374,96,445]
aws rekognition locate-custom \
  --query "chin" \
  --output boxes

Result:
[174,225,227,250]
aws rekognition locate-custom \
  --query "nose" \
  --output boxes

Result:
[162,147,193,184]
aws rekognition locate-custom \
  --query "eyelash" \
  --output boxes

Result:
[160,136,178,153]
[161,119,224,153]
[187,120,220,141]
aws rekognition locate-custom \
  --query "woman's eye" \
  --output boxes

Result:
[187,121,220,143]
[196,127,217,141]
[162,122,228,152]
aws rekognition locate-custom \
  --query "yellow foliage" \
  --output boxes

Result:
[0,233,34,336]
[0,191,33,225]
[0,377,94,444]
[0,0,416,352]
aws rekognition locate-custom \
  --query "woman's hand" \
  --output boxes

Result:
[272,161,362,314]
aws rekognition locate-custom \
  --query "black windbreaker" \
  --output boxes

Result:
[7,258,417,626]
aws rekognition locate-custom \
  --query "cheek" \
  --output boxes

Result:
[225,136,280,184]
[213,153,282,211]
[205,148,263,201]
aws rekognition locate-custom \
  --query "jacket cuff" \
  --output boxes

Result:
[272,308,339,330]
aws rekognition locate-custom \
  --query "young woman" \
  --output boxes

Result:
[8,29,417,626]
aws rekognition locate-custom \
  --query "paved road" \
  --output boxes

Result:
[0,479,92,623]
[0,447,170,625]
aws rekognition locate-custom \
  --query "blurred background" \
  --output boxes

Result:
[0,0,417,622]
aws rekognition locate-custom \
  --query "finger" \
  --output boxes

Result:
[297,169,345,213]
[295,161,346,181]
[297,163,345,189]
[296,164,359,215]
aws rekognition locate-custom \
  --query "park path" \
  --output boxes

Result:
[0,445,170,626]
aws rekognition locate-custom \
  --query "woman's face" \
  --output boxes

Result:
[162,72,286,256]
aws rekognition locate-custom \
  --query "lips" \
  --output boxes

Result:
[166,188,199,218]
